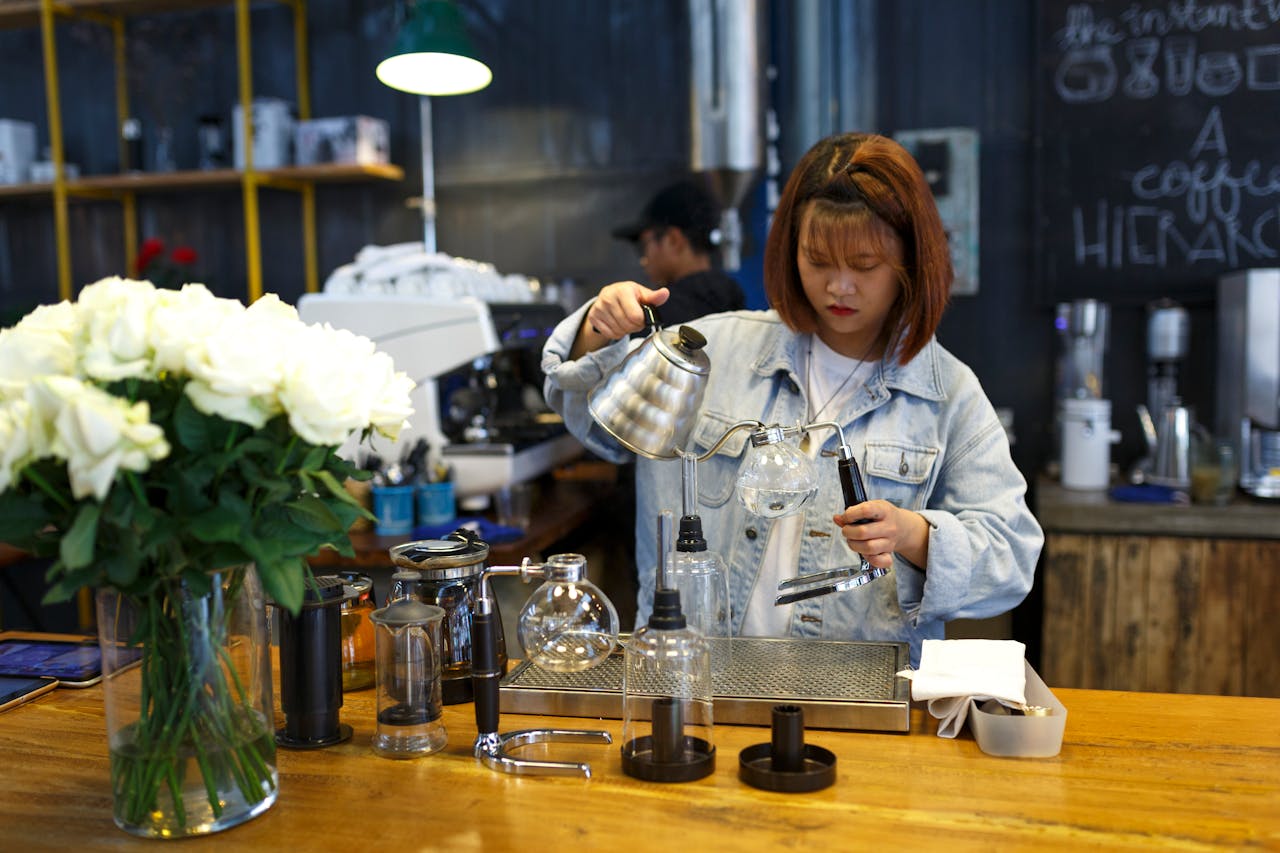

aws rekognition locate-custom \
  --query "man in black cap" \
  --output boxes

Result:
[611,180,745,327]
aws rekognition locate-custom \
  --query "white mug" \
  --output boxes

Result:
[1061,398,1121,490]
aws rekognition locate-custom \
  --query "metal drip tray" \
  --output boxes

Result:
[500,638,912,732]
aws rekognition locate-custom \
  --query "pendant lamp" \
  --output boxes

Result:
[376,0,492,96]
[375,0,492,253]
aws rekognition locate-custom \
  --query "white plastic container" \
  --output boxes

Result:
[969,662,1067,758]
[1060,397,1119,490]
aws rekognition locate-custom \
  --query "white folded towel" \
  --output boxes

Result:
[897,639,1028,738]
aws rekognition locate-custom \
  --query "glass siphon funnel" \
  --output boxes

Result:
[669,451,731,673]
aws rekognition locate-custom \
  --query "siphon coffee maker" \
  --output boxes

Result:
[389,529,505,704]
[470,554,617,777]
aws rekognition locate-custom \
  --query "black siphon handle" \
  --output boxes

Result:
[472,609,501,737]
[837,456,872,526]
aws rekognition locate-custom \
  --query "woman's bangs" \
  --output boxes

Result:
[802,201,902,268]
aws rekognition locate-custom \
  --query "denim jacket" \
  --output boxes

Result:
[543,304,1043,665]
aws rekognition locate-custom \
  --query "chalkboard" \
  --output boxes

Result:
[1036,1,1280,304]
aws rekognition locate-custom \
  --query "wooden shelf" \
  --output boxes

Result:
[0,163,403,199]
[0,0,286,30]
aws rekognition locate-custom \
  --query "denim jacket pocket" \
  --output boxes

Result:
[863,440,939,511]
[690,409,750,508]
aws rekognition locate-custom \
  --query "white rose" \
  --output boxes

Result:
[0,301,80,401]
[77,277,158,381]
[181,293,297,427]
[28,376,169,501]
[366,352,415,441]
[0,400,36,493]
[278,324,381,446]
[149,284,238,376]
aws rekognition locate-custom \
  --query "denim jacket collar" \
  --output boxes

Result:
[746,320,949,405]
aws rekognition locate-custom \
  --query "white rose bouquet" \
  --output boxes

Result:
[0,277,413,835]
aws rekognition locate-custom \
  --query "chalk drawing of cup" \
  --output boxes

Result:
[1164,36,1196,97]
[1056,46,1117,104]
[1123,38,1160,99]
[1197,51,1243,97]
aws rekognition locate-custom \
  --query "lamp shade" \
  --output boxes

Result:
[376,0,492,96]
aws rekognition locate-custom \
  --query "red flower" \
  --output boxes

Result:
[170,246,198,266]
[134,238,165,276]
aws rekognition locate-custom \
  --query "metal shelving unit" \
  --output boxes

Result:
[0,0,404,302]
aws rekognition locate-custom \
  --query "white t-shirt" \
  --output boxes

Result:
[739,335,869,636]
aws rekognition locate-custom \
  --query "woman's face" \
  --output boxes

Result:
[796,204,903,358]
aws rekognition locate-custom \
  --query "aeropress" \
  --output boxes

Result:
[620,511,715,782]
[470,553,617,777]
[273,575,352,748]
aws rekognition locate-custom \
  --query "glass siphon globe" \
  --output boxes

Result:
[517,554,619,672]
[736,436,818,518]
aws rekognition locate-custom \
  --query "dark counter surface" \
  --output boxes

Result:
[1035,476,1280,539]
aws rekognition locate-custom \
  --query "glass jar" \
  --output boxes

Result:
[334,571,376,691]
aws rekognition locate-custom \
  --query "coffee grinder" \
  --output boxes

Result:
[1136,299,1191,486]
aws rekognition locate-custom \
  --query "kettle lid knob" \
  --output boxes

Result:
[677,325,707,351]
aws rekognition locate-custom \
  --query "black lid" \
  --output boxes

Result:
[648,588,686,630]
[675,515,706,552]
[301,575,345,606]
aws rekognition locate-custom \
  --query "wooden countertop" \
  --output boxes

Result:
[1036,476,1280,539]
[0,636,1276,849]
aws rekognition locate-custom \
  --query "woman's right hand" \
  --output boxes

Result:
[570,281,669,358]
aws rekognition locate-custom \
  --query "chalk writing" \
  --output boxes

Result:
[1043,1,1280,287]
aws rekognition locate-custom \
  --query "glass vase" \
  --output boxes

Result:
[95,564,278,838]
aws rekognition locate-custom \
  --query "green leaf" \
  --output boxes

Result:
[258,556,305,613]
[102,553,140,588]
[313,470,362,509]
[173,395,214,453]
[60,503,101,570]
[0,495,54,548]
[189,505,246,543]
[285,495,342,534]
[299,445,327,472]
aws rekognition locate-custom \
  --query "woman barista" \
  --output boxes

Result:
[542,133,1043,665]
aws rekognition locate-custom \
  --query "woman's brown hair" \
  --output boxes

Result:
[763,133,952,365]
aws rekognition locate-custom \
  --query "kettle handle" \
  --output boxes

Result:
[643,304,660,333]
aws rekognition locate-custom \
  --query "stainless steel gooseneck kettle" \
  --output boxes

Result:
[587,307,711,459]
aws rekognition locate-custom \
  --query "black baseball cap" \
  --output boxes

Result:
[612,181,722,253]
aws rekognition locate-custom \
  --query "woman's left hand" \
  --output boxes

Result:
[832,500,930,570]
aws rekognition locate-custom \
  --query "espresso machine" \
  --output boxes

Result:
[437,302,582,498]
[1217,270,1280,498]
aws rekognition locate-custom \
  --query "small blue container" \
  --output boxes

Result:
[372,485,415,536]
[416,481,456,527]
